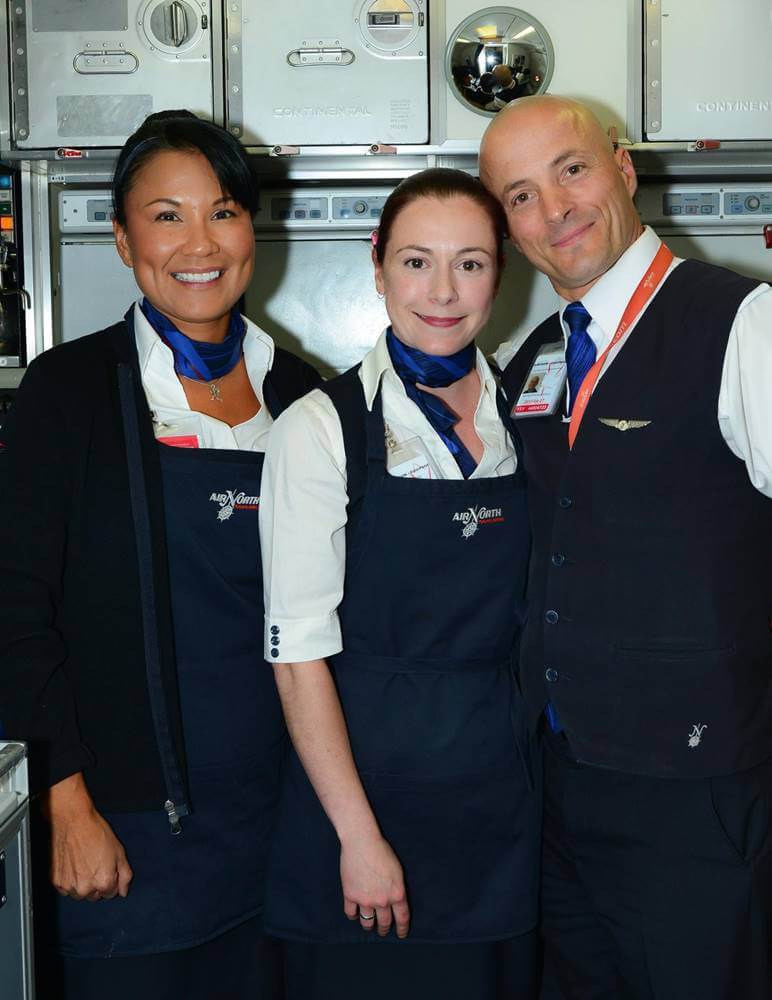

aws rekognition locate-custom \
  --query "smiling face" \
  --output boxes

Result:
[113,148,255,341]
[480,97,642,300]
[373,194,500,356]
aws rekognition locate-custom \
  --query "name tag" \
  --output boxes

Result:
[387,435,438,479]
[512,341,567,419]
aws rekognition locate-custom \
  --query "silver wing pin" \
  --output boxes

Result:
[598,418,652,432]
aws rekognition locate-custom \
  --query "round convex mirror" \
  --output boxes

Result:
[445,7,554,117]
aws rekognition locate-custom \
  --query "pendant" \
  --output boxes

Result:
[208,380,222,403]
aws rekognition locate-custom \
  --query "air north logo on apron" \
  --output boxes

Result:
[451,505,505,540]
[209,490,260,523]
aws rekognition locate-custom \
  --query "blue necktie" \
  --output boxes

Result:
[544,302,596,736]
[564,301,596,415]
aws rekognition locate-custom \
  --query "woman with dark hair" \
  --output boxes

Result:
[260,168,540,998]
[0,110,319,999]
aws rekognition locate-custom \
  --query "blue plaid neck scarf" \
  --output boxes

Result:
[140,298,246,382]
[385,327,478,478]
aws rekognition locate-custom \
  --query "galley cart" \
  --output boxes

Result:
[0,743,34,1000]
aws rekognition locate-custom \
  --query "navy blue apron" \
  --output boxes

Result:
[57,443,285,957]
[265,373,540,944]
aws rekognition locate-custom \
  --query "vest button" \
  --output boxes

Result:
[551,553,565,567]
[545,610,559,624]
[270,649,280,658]
[270,625,280,635]
[558,496,573,509]
[545,668,559,683]
[270,636,280,646]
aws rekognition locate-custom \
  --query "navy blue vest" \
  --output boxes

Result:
[503,259,771,778]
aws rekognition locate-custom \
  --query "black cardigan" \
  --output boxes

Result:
[0,318,320,809]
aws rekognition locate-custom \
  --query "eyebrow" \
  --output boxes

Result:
[141,195,235,209]
[394,244,494,256]
[502,148,587,195]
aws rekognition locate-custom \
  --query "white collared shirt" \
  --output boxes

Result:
[133,301,275,452]
[259,330,516,663]
[502,227,772,498]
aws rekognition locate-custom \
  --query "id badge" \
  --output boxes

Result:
[387,435,438,479]
[512,341,567,418]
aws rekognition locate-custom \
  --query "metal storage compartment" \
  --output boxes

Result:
[0,743,33,1000]
[645,0,772,142]
[226,0,429,147]
[9,0,215,149]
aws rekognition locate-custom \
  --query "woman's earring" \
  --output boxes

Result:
[377,291,384,300]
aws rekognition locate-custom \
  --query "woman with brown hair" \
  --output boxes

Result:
[260,168,540,998]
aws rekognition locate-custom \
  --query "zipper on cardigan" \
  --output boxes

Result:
[164,799,183,835]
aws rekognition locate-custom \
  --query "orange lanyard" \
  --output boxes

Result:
[568,243,674,450]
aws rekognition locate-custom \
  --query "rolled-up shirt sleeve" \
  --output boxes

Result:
[718,283,772,499]
[259,389,349,663]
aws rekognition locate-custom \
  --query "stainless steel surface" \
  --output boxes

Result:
[21,161,53,358]
[0,742,33,1000]
[59,239,140,342]
[223,0,244,139]
[8,4,31,145]
[12,0,214,149]
[0,1,11,156]
[231,0,428,147]
[0,170,27,367]
[643,0,662,136]
[648,0,772,142]
[0,370,24,389]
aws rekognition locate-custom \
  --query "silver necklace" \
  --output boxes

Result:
[181,374,224,402]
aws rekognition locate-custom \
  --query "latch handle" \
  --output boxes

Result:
[287,48,355,67]
[170,1,188,47]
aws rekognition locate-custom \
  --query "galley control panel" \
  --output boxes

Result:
[58,189,392,234]
[258,191,389,230]
[636,184,772,225]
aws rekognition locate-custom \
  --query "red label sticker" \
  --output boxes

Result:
[514,402,549,414]
[158,435,199,449]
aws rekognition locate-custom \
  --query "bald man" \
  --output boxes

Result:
[480,97,772,1000]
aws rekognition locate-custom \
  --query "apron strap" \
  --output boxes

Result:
[318,364,372,512]
[262,347,323,420]
[496,386,526,485]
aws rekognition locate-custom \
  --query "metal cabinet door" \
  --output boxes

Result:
[11,0,214,149]
[228,0,429,146]
[645,0,772,141]
[58,241,141,343]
